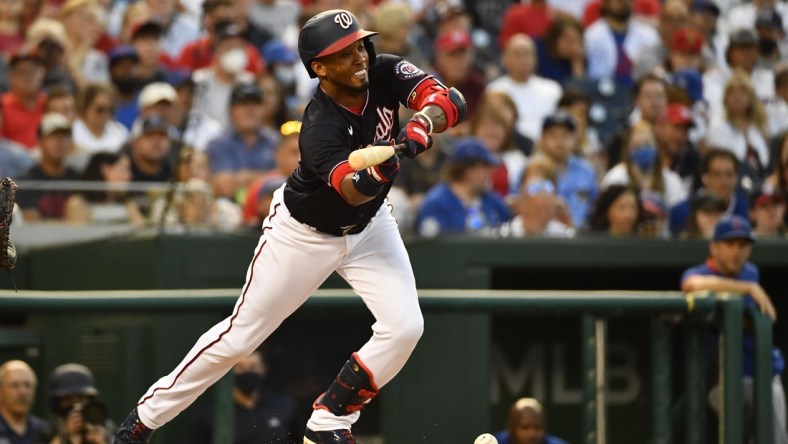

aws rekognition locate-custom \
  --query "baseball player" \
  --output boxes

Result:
[114,9,466,444]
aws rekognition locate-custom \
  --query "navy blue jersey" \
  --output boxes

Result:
[285,55,431,234]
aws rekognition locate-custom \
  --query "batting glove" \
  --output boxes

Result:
[397,113,432,159]
[366,154,400,183]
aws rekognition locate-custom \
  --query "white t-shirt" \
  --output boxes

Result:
[486,74,562,140]
[72,119,130,154]
[600,162,688,208]
[705,116,770,168]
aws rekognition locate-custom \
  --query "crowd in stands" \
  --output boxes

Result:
[0,0,786,239]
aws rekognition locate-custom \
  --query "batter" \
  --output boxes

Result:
[114,9,466,444]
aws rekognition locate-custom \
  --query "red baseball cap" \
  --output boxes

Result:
[435,30,472,52]
[661,103,695,127]
[670,27,704,54]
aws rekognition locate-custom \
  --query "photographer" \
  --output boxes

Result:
[47,364,112,444]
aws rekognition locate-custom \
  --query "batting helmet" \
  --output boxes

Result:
[298,9,378,78]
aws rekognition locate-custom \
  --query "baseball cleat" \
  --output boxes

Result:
[114,408,154,444]
[304,427,355,443]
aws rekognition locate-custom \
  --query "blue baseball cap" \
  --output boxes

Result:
[713,215,755,242]
[262,40,297,64]
[690,0,720,16]
[450,138,498,165]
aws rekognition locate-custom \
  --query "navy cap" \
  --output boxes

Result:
[542,111,577,132]
[755,7,783,31]
[229,83,263,106]
[690,0,720,16]
[713,215,755,242]
[450,138,498,165]
[262,40,297,64]
[133,115,172,138]
[109,45,139,66]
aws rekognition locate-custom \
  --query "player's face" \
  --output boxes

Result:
[314,40,370,94]
[710,238,752,276]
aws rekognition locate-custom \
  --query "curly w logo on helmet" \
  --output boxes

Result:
[334,12,353,29]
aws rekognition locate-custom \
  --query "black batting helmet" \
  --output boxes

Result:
[298,9,377,78]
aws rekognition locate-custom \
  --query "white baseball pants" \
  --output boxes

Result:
[136,186,423,431]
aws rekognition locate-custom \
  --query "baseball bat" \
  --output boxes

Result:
[348,143,406,171]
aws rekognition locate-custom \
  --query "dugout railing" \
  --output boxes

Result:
[0,289,774,444]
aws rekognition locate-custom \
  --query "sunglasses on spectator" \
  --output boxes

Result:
[280,120,301,136]
[523,180,555,196]
[93,105,115,115]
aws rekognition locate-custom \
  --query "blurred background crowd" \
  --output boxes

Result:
[1,0,787,240]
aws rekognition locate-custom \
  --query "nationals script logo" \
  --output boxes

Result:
[334,12,353,29]
[374,106,395,140]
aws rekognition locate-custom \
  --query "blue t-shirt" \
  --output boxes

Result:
[494,430,569,444]
[0,413,52,444]
[557,156,597,228]
[115,96,140,130]
[417,182,510,236]
[681,260,785,376]
[207,129,279,174]
[535,38,574,85]
[669,190,750,236]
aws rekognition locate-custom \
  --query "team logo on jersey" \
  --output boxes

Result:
[334,12,353,29]
[374,106,395,140]
[394,60,423,80]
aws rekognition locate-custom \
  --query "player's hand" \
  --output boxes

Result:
[397,115,432,158]
[749,283,777,321]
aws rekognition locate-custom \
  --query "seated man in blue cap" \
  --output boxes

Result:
[681,215,787,443]
[416,137,510,236]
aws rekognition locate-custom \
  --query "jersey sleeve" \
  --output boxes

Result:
[373,54,432,108]
[298,124,353,185]
[680,265,704,287]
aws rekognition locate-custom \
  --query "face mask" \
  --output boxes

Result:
[629,144,657,170]
[758,38,778,55]
[273,65,295,87]
[220,48,248,75]
[234,371,262,395]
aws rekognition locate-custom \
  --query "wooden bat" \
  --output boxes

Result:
[348,143,406,171]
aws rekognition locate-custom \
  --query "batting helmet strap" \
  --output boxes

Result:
[298,9,378,78]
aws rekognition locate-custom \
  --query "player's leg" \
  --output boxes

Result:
[305,205,422,438]
[116,194,344,443]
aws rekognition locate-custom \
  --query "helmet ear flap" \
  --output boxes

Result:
[363,37,376,69]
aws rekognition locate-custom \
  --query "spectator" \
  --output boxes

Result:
[231,0,274,51]
[584,0,660,86]
[534,112,597,228]
[151,177,241,231]
[248,0,300,41]
[57,0,110,89]
[416,138,510,237]
[665,26,705,76]
[16,113,78,221]
[681,215,787,444]
[749,187,786,238]
[635,0,690,78]
[207,83,279,200]
[176,1,264,75]
[130,19,170,86]
[764,135,788,227]
[48,363,111,444]
[0,108,33,180]
[371,2,428,69]
[181,350,300,443]
[689,0,724,69]
[242,121,301,227]
[703,29,774,120]
[653,103,700,193]
[536,16,586,85]
[431,29,486,120]
[706,70,770,183]
[261,41,299,103]
[681,192,728,239]
[766,64,788,138]
[395,135,449,219]
[1,50,46,149]
[191,22,257,128]
[722,0,788,40]
[670,149,750,236]
[135,82,178,130]
[0,0,25,54]
[494,397,569,444]
[72,83,130,157]
[602,121,687,215]
[166,70,223,152]
[128,115,173,183]
[499,179,575,238]
[25,18,76,92]
[142,0,200,60]
[488,34,562,141]
[257,73,290,134]
[557,89,602,172]
[44,86,77,123]
[479,91,535,156]
[498,0,554,47]
[754,7,784,70]
[64,151,145,226]
[587,184,643,237]
[0,360,52,444]
[115,2,149,46]
[470,101,527,200]
[108,45,143,129]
